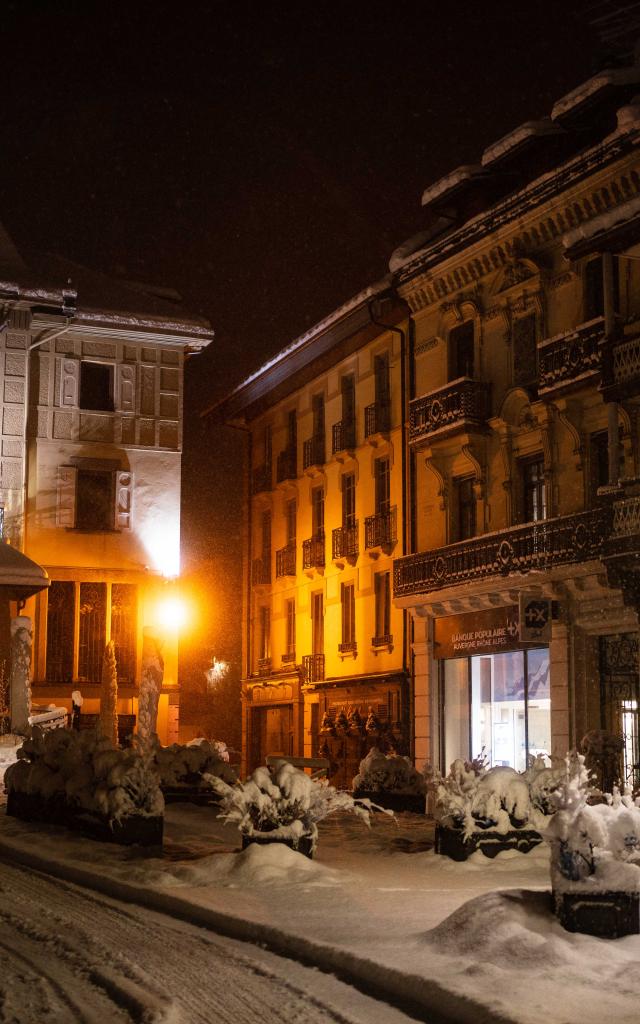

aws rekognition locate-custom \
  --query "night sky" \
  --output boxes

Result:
[0,1,613,689]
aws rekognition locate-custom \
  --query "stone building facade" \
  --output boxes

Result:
[212,289,410,782]
[0,234,212,740]
[218,55,640,788]
[393,63,640,783]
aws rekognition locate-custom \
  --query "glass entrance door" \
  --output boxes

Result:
[443,647,551,771]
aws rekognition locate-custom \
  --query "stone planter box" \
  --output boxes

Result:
[435,822,543,861]
[6,789,163,847]
[554,889,640,938]
[353,789,426,814]
[241,832,314,859]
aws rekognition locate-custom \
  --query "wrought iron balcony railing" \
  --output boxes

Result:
[302,653,325,683]
[332,522,359,560]
[276,448,297,483]
[257,657,272,676]
[303,435,325,470]
[600,329,640,401]
[251,463,272,495]
[302,531,325,569]
[393,507,610,598]
[281,650,296,664]
[364,401,390,438]
[252,556,271,586]
[332,420,356,454]
[537,318,604,396]
[365,507,397,550]
[275,542,296,578]
[338,641,357,654]
[371,633,393,647]
[409,378,490,445]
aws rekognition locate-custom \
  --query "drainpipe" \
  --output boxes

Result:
[21,321,72,552]
[367,296,415,755]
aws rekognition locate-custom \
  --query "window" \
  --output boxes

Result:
[374,571,391,641]
[80,362,114,412]
[443,648,550,772]
[58,465,131,531]
[342,374,355,425]
[287,410,297,451]
[590,430,610,505]
[76,470,114,531]
[374,458,391,514]
[261,510,271,561]
[285,499,296,544]
[312,393,325,439]
[46,581,137,684]
[263,425,272,472]
[512,314,537,386]
[455,477,476,541]
[342,473,356,527]
[374,354,390,409]
[449,321,474,380]
[521,457,546,522]
[341,582,355,647]
[312,486,325,536]
[259,606,271,661]
[584,257,604,321]
[285,599,296,657]
[311,592,324,654]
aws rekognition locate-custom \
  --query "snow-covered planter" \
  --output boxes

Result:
[352,747,426,813]
[547,753,640,938]
[4,727,164,846]
[212,759,378,857]
[429,756,561,860]
[154,738,237,803]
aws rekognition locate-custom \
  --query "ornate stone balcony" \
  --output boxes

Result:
[600,329,640,402]
[394,507,610,598]
[332,420,356,454]
[275,542,296,577]
[303,435,325,470]
[409,378,490,446]
[302,653,325,683]
[276,448,297,483]
[302,531,325,570]
[365,507,397,550]
[332,523,359,561]
[537,318,604,397]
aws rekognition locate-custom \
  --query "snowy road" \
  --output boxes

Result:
[0,859,421,1024]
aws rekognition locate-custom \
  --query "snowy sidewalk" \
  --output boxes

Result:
[1,798,639,1024]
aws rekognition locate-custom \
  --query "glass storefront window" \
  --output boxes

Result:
[443,648,550,772]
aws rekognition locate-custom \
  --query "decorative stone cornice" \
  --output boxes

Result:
[396,134,640,314]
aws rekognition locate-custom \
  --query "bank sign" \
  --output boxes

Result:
[434,602,549,659]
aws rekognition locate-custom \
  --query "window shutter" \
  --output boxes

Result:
[56,466,77,526]
[57,358,79,407]
[115,472,133,530]
[117,365,136,413]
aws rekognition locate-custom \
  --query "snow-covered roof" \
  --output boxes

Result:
[421,165,489,208]
[0,543,49,598]
[481,119,563,167]
[551,66,640,122]
[211,276,392,418]
[563,193,640,252]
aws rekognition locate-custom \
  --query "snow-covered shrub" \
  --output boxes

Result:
[212,760,376,852]
[4,727,163,822]
[547,752,640,893]
[428,756,562,839]
[352,747,427,795]
[99,641,118,747]
[154,738,237,790]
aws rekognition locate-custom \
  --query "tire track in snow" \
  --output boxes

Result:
[0,861,419,1024]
